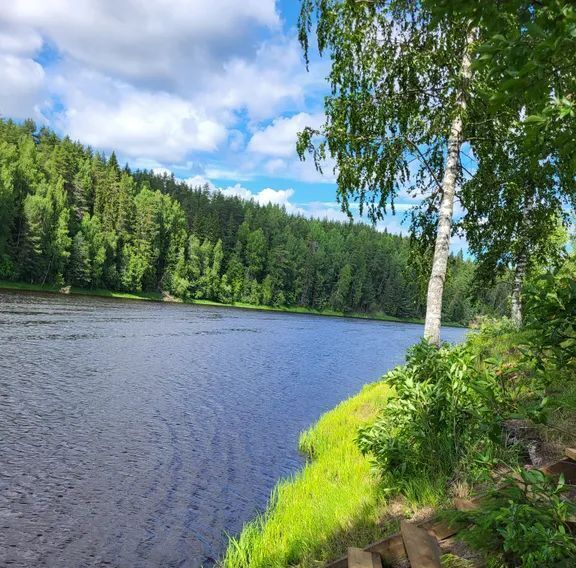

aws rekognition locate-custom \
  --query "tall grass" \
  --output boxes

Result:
[221,382,392,568]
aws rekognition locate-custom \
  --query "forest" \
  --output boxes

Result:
[0,118,498,323]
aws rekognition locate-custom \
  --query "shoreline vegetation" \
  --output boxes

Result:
[0,119,505,331]
[0,280,466,327]
[221,279,576,567]
[222,382,394,568]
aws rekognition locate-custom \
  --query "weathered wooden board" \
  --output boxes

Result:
[542,459,576,485]
[400,521,442,568]
[564,448,576,462]
[325,518,462,568]
[347,547,382,568]
[453,498,480,511]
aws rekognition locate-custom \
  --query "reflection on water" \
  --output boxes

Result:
[0,291,466,567]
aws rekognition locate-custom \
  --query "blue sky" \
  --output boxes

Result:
[0,0,434,236]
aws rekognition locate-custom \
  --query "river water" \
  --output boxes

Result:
[0,291,466,567]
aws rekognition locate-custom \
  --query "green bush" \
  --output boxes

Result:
[357,340,507,494]
[452,469,576,568]
[524,255,576,373]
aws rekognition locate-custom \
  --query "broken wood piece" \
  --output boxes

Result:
[453,498,479,511]
[542,459,576,485]
[400,520,442,568]
[347,547,382,568]
[564,448,576,462]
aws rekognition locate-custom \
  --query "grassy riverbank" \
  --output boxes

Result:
[222,307,576,567]
[0,280,464,327]
[222,381,394,568]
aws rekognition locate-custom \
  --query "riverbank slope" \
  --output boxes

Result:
[222,381,394,568]
[222,314,576,567]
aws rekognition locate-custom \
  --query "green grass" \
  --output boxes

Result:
[221,382,394,568]
[0,279,468,327]
[220,320,575,568]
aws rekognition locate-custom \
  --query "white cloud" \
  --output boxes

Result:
[203,167,253,182]
[1,0,279,90]
[0,1,319,160]
[0,26,43,56]
[0,54,45,119]
[202,38,325,122]
[55,72,227,161]
[184,175,215,189]
[256,187,296,207]
[239,111,339,183]
[248,112,324,157]
[210,185,352,222]
[0,0,335,181]
[214,184,298,211]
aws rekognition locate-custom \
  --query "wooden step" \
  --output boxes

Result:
[325,516,463,568]
[347,547,382,568]
[400,521,442,568]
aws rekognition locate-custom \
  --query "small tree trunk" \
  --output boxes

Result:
[511,194,533,328]
[424,30,475,346]
[511,250,527,328]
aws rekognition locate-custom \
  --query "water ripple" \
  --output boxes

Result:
[0,290,466,567]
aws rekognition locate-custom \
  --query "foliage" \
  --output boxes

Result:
[221,382,392,568]
[452,469,576,568]
[433,1,576,168]
[0,118,492,323]
[460,112,569,288]
[298,0,471,225]
[357,340,508,493]
[523,255,576,372]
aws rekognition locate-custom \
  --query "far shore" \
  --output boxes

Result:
[0,280,466,328]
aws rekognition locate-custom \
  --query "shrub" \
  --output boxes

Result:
[357,341,507,495]
[452,469,576,567]
[524,255,576,373]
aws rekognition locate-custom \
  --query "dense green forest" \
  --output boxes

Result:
[0,119,501,322]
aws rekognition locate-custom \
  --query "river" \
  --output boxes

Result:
[0,291,466,567]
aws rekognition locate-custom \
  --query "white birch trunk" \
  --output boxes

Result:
[511,195,533,328]
[511,250,527,328]
[423,30,475,346]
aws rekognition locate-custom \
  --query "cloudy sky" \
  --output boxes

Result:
[0,0,417,233]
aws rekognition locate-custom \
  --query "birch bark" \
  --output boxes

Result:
[424,29,475,345]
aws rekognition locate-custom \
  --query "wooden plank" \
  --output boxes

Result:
[324,456,576,568]
[366,532,407,562]
[564,448,576,461]
[347,547,382,568]
[421,518,463,541]
[325,557,348,568]
[325,517,464,568]
[453,498,479,511]
[400,521,442,568]
[542,459,576,485]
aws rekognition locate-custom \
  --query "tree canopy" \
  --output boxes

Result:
[297,0,576,338]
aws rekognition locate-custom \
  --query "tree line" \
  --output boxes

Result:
[0,119,501,323]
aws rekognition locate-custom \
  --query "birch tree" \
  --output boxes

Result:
[298,0,478,344]
[451,0,576,326]
[460,131,566,328]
